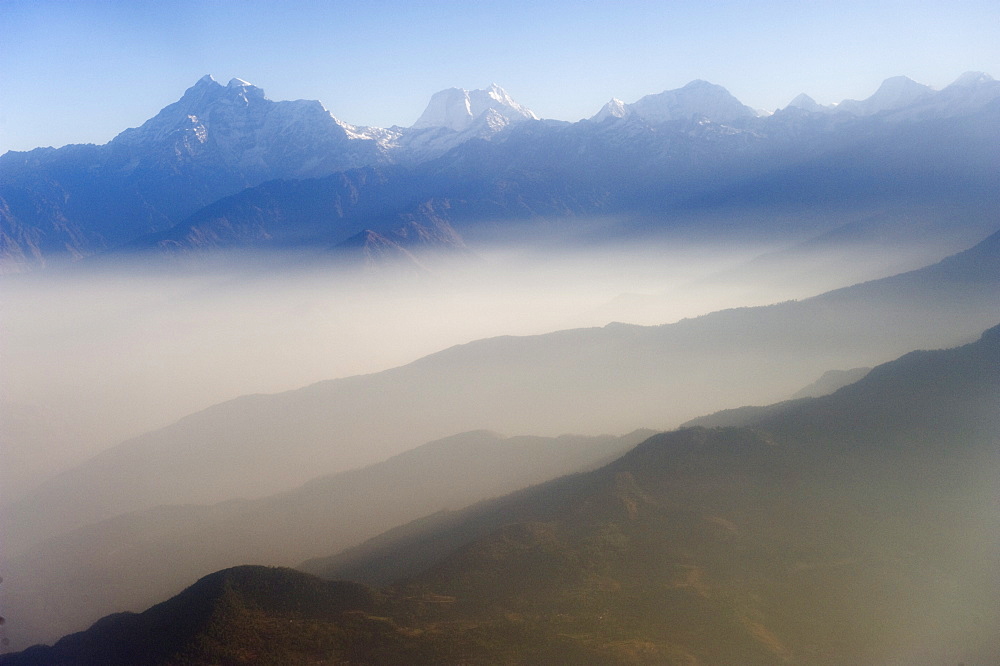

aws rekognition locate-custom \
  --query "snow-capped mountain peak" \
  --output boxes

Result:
[412,88,473,131]
[475,83,537,120]
[411,84,537,132]
[591,98,628,122]
[102,75,390,181]
[777,71,1000,121]
[590,80,756,125]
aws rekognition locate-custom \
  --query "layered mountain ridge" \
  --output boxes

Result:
[3,71,998,271]
[412,83,538,131]
[0,430,653,650]
[4,324,998,664]
[0,77,534,270]
[591,79,760,124]
[3,68,999,665]
[6,223,999,560]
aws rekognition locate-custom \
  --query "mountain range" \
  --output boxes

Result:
[4,323,997,664]
[3,72,998,271]
[2,70,999,663]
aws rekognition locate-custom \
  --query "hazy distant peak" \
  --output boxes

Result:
[947,71,995,88]
[836,75,933,115]
[779,71,998,120]
[785,93,826,112]
[605,79,756,125]
[411,84,537,132]
[980,322,1000,344]
[874,75,931,95]
[866,75,933,107]
[227,77,253,88]
[790,366,872,399]
[681,78,716,89]
[591,98,628,122]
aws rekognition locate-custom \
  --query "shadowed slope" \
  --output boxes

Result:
[303,325,1000,663]
[0,566,378,666]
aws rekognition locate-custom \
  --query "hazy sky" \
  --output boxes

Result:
[2,0,998,153]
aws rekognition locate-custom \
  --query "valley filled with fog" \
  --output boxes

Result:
[1,211,979,501]
[2,63,1000,663]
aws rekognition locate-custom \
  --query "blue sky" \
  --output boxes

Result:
[2,0,998,153]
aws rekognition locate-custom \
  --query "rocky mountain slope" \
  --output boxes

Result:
[0,78,534,271]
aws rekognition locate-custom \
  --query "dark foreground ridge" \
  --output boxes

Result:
[1,566,375,665]
[2,430,651,649]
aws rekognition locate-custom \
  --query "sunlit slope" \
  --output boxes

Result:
[302,324,1000,664]
[6,325,998,665]
[6,227,999,555]
[312,322,1000,578]
[0,430,650,650]
[0,566,383,666]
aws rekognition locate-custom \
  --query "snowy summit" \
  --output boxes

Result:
[589,80,757,125]
[411,84,538,132]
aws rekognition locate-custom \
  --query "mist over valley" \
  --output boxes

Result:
[1,62,999,663]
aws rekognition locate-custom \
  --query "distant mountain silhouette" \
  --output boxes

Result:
[0,430,650,650]
[690,327,1000,447]
[789,367,871,399]
[7,325,998,664]
[305,319,999,571]
[301,324,1000,663]
[119,84,1000,263]
[7,227,999,556]
[3,73,999,271]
